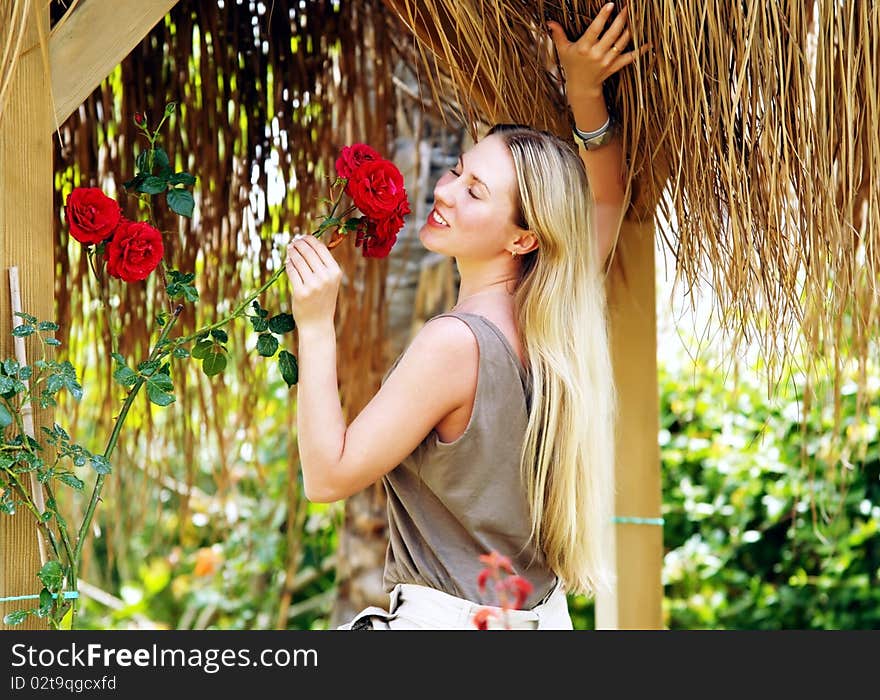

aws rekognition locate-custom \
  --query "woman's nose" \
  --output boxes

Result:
[433,178,455,207]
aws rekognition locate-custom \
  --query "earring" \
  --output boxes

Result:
[511,250,517,258]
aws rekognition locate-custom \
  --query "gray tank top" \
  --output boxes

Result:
[380,311,557,609]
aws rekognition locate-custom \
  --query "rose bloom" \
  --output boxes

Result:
[356,221,398,259]
[335,143,381,179]
[347,159,408,220]
[105,219,165,282]
[65,187,121,244]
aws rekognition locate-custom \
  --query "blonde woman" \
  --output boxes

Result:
[285,6,644,629]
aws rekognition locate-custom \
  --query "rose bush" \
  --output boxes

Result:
[1,112,410,629]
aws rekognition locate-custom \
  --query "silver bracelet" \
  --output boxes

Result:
[572,117,616,150]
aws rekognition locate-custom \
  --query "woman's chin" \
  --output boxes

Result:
[417,225,440,253]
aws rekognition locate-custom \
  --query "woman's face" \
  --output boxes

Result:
[419,134,524,260]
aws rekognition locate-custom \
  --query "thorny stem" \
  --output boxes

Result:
[70,304,184,625]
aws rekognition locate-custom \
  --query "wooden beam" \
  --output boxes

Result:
[0,1,53,630]
[595,219,664,629]
[49,0,180,126]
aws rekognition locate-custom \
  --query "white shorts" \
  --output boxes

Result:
[338,578,573,630]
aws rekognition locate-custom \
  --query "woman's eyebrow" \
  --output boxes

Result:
[459,153,491,195]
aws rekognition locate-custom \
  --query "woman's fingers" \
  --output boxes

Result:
[613,26,632,54]
[546,20,571,52]
[291,237,322,274]
[285,245,305,287]
[301,235,342,278]
[615,42,651,71]
[595,6,629,53]
[581,2,616,46]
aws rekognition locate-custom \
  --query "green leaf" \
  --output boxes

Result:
[172,347,190,359]
[269,313,296,334]
[135,150,149,173]
[138,359,160,376]
[0,403,12,429]
[37,321,59,331]
[140,175,167,195]
[123,173,147,191]
[167,189,195,218]
[343,216,363,232]
[152,147,171,177]
[90,455,111,475]
[113,365,138,388]
[256,333,279,357]
[3,359,19,375]
[111,352,126,366]
[38,588,53,617]
[58,473,84,490]
[0,376,14,393]
[169,172,196,186]
[210,329,228,343]
[59,364,83,401]
[252,300,269,319]
[3,609,29,626]
[14,312,38,324]
[38,560,64,590]
[249,316,269,332]
[12,324,34,337]
[156,311,168,327]
[44,338,61,347]
[202,352,227,377]
[278,350,298,387]
[146,372,174,406]
[191,339,213,360]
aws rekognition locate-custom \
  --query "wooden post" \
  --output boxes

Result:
[595,219,664,629]
[0,1,54,629]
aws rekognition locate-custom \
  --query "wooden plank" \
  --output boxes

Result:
[595,219,664,629]
[50,0,180,126]
[0,2,53,630]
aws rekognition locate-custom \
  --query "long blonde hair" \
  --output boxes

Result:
[489,124,617,597]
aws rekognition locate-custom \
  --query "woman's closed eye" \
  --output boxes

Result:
[448,169,480,199]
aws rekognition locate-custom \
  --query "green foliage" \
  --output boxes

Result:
[659,349,880,629]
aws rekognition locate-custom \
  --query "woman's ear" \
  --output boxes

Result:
[513,230,539,255]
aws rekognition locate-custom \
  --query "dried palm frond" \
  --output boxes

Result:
[382,0,880,432]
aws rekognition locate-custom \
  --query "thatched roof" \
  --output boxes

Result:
[6,0,878,447]
[384,0,879,419]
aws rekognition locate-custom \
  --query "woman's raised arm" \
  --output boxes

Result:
[548,5,649,264]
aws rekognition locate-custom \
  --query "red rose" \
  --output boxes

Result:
[335,143,381,179]
[105,219,164,282]
[356,221,398,259]
[347,159,407,220]
[374,195,411,239]
[65,187,121,245]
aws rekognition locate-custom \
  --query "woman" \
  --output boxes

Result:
[285,6,645,629]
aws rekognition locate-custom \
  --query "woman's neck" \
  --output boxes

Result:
[452,286,516,311]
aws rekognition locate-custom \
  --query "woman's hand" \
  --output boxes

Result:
[285,234,342,329]
[547,5,648,100]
